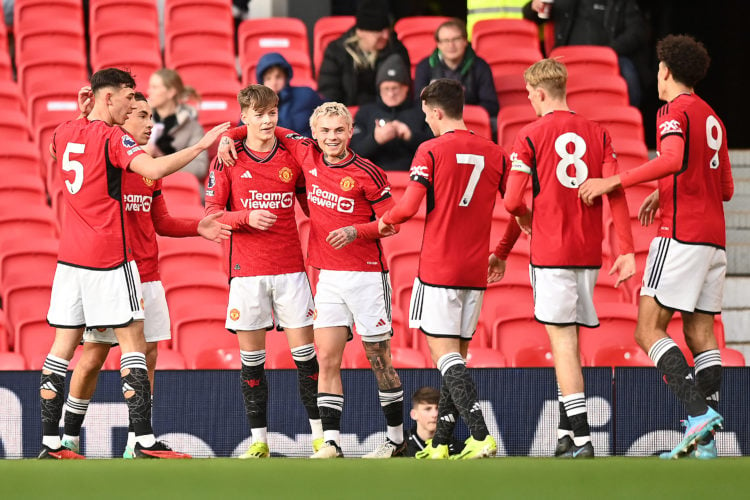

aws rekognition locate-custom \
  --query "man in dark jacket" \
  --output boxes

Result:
[523,0,649,106]
[317,0,411,106]
[256,52,323,138]
[413,18,499,118]
[351,54,432,171]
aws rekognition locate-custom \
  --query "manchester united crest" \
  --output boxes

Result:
[278,167,293,183]
[142,177,154,187]
[230,308,241,321]
[340,176,355,191]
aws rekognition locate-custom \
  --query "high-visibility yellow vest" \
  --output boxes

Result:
[467,0,528,39]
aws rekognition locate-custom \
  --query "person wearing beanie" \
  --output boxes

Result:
[256,52,324,137]
[351,54,432,171]
[318,0,410,106]
[414,18,499,118]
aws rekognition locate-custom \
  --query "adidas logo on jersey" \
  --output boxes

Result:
[241,171,252,179]
[308,168,318,177]
[375,318,386,327]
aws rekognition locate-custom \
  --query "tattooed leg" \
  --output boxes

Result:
[364,339,404,444]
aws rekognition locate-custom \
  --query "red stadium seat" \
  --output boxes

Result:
[0,51,11,81]
[0,110,33,142]
[0,178,48,209]
[466,346,507,368]
[579,303,639,361]
[14,0,84,34]
[579,105,645,144]
[472,19,539,56]
[463,105,492,140]
[494,73,529,108]
[91,48,162,91]
[0,352,27,370]
[0,310,7,351]
[719,348,745,367]
[313,16,355,76]
[165,23,235,68]
[610,138,648,171]
[267,348,296,370]
[0,237,58,287]
[391,346,431,368]
[17,51,88,98]
[0,141,44,178]
[549,45,620,77]
[238,18,309,61]
[195,80,243,130]
[380,215,425,257]
[512,345,556,368]
[165,0,233,33]
[589,345,651,367]
[90,26,160,66]
[567,75,629,110]
[156,348,187,370]
[89,0,159,37]
[174,316,235,364]
[242,49,313,85]
[14,318,55,369]
[496,104,537,149]
[172,57,240,95]
[0,205,58,244]
[387,250,420,303]
[160,171,202,207]
[157,236,225,276]
[483,47,543,78]
[341,339,369,369]
[393,16,451,77]
[192,347,241,370]
[164,274,229,316]
[26,81,83,128]
[14,24,86,68]
[481,276,535,332]
[0,81,25,113]
[492,313,550,361]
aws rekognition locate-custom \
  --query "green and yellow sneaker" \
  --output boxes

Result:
[239,442,270,459]
[312,437,324,453]
[415,440,449,459]
[449,435,497,460]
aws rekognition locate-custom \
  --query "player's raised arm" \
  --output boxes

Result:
[129,122,230,180]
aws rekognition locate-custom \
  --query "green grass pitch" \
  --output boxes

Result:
[3,458,750,499]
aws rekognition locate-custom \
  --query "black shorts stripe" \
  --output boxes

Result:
[411,280,424,322]
[123,263,139,311]
[647,238,670,289]
[381,272,392,321]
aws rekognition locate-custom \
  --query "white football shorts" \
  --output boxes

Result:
[84,280,170,343]
[314,270,392,341]
[641,237,726,314]
[225,272,315,332]
[409,278,484,340]
[48,261,144,329]
[531,266,599,327]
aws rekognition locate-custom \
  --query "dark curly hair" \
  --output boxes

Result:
[656,34,710,88]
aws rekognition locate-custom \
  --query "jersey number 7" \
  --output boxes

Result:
[456,154,485,206]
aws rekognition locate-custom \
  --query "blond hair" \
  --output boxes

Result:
[238,84,279,112]
[524,58,568,100]
[309,102,352,131]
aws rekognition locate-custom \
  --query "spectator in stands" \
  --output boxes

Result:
[351,54,432,171]
[414,18,499,120]
[522,0,649,107]
[317,0,411,106]
[467,0,528,38]
[147,69,209,182]
[256,52,324,138]
[404,386,464,457]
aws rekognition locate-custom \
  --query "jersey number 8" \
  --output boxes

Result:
[555,132,589,188]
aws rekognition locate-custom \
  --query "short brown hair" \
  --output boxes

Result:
[657,34,710,88]
[435,18,467,42]
[524,58,567,99]
[412,386,440,408]
[420,79,464,119]
[238,84,279,112]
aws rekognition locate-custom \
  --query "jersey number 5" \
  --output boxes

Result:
[555,133,589,188]
[63,142,85,194]
[456,154,485,206]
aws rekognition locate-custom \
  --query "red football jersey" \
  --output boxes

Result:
[655,93,731,247]
[121,173,169,283]
[52,119,145,269]
[278,129,392,272]
[408,130,509,288]
[205,139,306,277]
[511,111,618,267]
